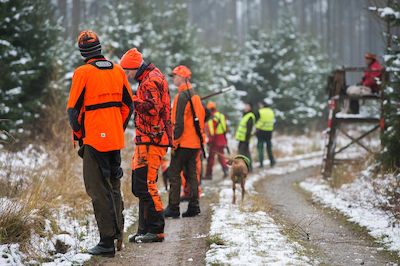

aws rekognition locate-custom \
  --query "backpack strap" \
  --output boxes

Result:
[186,90,207,159]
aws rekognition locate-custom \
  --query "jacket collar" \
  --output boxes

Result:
[243,110,252,116]
[85,55,105,63]
[135,62,155,82]
[178,81,192,92]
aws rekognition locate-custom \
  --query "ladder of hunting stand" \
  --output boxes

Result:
[321,68,386,178]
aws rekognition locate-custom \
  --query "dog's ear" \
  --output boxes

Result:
[227,158,233,165]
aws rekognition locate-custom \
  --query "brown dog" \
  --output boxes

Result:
[227,155,250,204]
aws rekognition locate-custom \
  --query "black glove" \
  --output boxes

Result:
[77,140,84,158]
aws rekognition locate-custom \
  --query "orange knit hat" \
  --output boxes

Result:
[120,48,143,70]
[171,65,191,79]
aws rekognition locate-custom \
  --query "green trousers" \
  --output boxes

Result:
[82,146,124,243]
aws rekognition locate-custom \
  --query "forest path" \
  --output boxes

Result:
[259,165,398,265]
[88,179,220,266]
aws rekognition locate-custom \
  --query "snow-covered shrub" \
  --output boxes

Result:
[372,171,400,223]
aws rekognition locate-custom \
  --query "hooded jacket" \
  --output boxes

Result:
[362,59,383,93]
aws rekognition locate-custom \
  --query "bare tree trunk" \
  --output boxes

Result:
[57,0,67,39]
[71,0,81,39]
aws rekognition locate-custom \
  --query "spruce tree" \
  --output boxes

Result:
[0,0,59,141]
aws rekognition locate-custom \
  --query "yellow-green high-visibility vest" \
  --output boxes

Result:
[208,111,227,136]
[255,107,275,131]
[235,112,255,142]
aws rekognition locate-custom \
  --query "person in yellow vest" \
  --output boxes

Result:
[235,103,255,171]
[204,101,229,179]
[255,101,276,168]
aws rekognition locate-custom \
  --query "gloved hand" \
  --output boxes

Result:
[78,144,85,158]
[171,145,178,157]
[76,137,84,158]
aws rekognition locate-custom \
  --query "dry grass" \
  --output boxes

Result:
[0,173,51,254]
[329,158,370,189]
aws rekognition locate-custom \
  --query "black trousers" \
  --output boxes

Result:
[256,130,275,166]
[132,167,165,234]
[238,141,252,171]
[82,145,124,243]
[168,148,200,210]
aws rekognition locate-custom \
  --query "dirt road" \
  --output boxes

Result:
[259,166,399,265]
[88,187,217,266]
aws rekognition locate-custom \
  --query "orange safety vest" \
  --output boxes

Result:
[67,57,133,152]
[171,82,206,149]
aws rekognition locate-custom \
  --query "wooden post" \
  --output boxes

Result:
[323,70,345,178]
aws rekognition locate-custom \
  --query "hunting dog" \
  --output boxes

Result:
[226,155,251,204]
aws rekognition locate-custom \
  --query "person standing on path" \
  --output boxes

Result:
[164,65,206,218]
[67,30,134,257]
[120,48,172,243]
[235,103,255,172]
[255,101,276,168]
[204,101,229,180]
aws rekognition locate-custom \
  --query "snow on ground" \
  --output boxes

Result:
[0,205,138,266]
[273,134,324,157]
[300,169,400,255]
[0,144,49,182]
[206,155,323,265]
[0,244,25,265]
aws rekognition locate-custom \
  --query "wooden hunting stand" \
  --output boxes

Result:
[321,67,386,178]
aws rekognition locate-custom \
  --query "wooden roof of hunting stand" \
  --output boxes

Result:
[321,67,387,179]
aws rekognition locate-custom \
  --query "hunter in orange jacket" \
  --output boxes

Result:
[120,48,171,243]
[171,81,206,149]
[67,51,133,152]
[164,65,205,219]
[131,66,172,147]
[66,30,134,257]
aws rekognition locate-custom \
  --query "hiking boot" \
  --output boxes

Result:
[135,233,164,243]
[270,160,276,168]
[128,233,145,243]
[87,242,115,257]
[182,207,201,218]
[163,206,180,218]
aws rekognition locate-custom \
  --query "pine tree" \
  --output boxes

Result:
[374,2,400,169]
[0,0,59,141]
